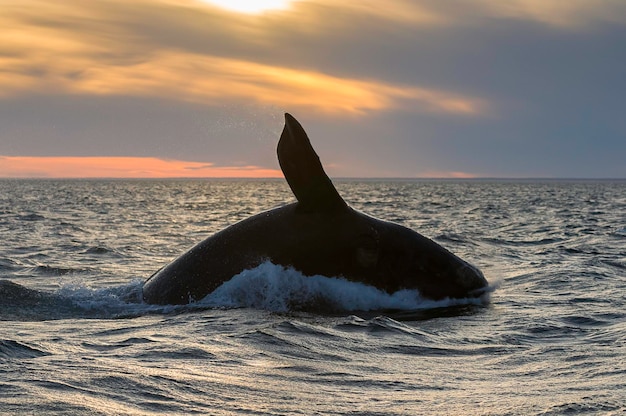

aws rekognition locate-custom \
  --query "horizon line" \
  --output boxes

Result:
[1,176,624,181]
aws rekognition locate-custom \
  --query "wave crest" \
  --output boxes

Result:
[200,261,488,313]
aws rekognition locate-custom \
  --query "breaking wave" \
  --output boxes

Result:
[200,261,490,313]
[1,262,491,321]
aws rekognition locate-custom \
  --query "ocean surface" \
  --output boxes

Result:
[0,179,624,415]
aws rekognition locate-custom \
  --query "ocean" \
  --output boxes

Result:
[1,179,624,415]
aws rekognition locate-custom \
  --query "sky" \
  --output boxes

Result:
[1,0,625,178]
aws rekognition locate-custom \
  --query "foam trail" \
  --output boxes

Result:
[25,262,491,318]
[53,279,182,318]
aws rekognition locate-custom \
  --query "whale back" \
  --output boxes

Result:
[142,113,488,305]
[278,113,346,212]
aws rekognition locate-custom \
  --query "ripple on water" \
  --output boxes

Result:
[1,179,625,415]
[0,339,50,359]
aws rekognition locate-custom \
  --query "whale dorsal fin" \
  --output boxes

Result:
[278,113,346,212]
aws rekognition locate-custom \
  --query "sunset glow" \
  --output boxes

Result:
[0,2,486,117]
[0,156,485,179]
[419,171,481,179]
[199,0,292,14]
[0,156,282,179]
[0,50,485,116]
[0,0,624,179]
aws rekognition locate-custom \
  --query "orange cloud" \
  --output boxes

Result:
[418,170,481,179]
[0,156,282,178]
[0,0,488,116]
[0,49,487,116]
[73,52,487,115]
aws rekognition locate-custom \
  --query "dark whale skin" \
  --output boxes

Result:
[142,114,488,305]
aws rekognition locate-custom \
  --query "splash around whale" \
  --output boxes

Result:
[142,113,489,305]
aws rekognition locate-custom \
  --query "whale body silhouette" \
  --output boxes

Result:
[142,113,488,305]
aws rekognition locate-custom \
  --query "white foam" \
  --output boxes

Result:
[56,279,144,307]
[47,262,491,315]
[53,279,182,317]
[200,261,488,312]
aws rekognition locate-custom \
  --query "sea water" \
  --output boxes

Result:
[0,179,624,415]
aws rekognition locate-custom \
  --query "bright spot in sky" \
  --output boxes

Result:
[200,0,291,14]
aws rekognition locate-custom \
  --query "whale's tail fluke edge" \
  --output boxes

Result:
[277,113,346,212]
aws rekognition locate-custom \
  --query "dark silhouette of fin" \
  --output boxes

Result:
[277,113,346,212]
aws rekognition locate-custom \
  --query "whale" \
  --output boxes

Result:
[142,113,488,305]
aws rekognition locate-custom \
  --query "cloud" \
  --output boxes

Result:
[286,0,446,26]
[336,0,626,28]
[0,0,487,116]
[417,170,481,179]
[0,156,282,178]
[0,50,485,116]
[474,0,626,28]
[1,0,624,178]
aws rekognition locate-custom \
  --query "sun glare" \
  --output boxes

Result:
[199,0,291,14]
